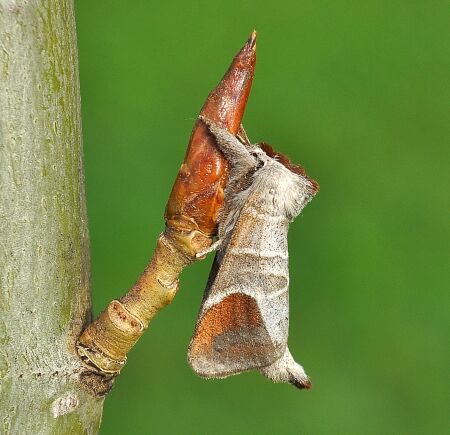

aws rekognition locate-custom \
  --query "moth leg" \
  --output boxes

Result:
[236,123,251,147]
[199,116,257,169]
[195,239,223,259]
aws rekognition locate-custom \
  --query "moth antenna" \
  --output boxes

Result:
[260,348,311,390]
[199,116,257,169]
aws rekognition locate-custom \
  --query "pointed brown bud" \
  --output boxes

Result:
[165,31,257,236]
[77,34,257,390]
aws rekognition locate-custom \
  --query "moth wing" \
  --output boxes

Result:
[188,194,287,378]
[188,289,277,378]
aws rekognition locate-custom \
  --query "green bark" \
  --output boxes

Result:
[0,1,103,433]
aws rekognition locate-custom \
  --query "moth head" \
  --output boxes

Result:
[251,143,319,221]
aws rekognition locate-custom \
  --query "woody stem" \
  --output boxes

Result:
[76,229,211,390]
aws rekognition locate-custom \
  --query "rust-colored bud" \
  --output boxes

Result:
[165,31,257,236]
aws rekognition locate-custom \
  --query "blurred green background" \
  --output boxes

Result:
[75,1,448,434]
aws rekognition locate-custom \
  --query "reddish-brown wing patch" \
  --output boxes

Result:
[189,293,276,377]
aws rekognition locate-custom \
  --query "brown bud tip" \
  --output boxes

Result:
[247,30,257,49]
[165,33,257,236]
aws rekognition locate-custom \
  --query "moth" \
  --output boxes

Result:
[188,117,319,389]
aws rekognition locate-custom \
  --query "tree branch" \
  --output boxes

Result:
[0,1,103,432]
[76,33,257,394]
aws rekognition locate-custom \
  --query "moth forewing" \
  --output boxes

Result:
[189,189,287,376]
